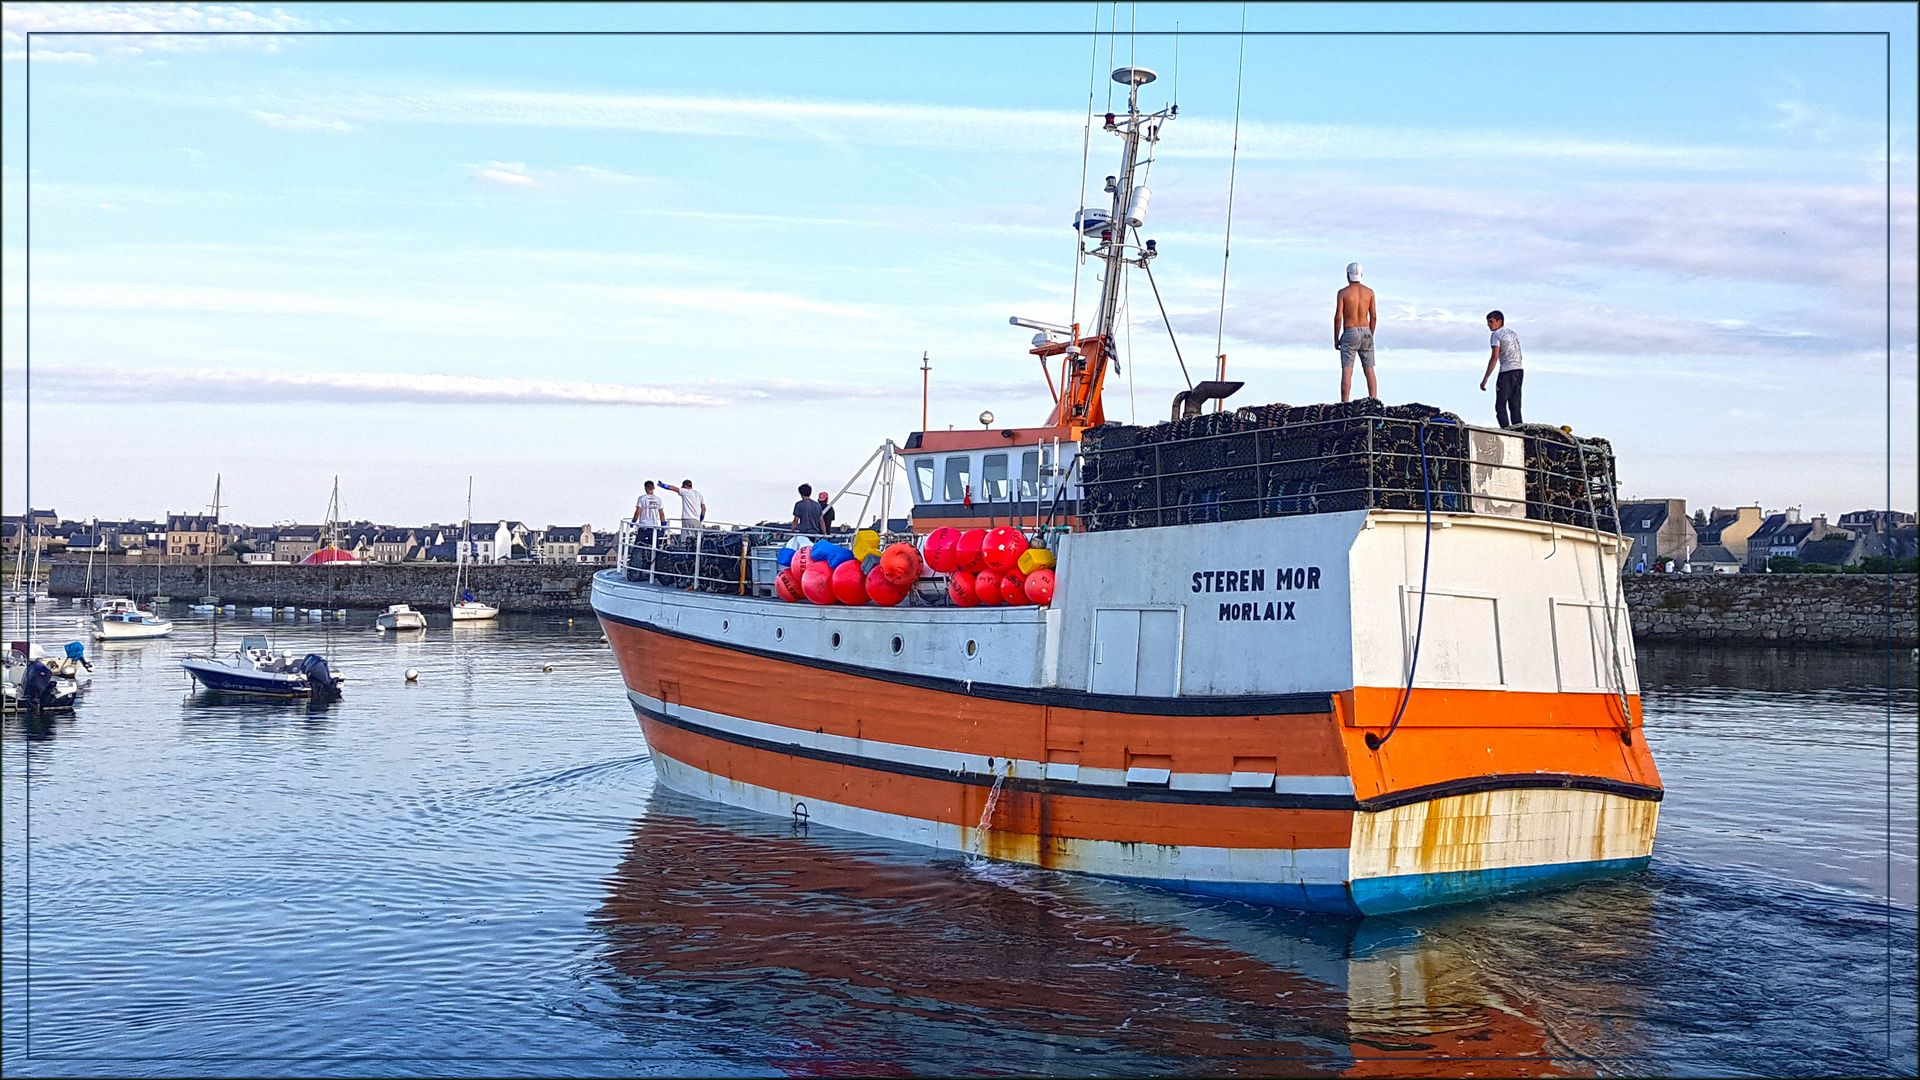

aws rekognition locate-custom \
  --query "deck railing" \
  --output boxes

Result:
[614,520,923,597]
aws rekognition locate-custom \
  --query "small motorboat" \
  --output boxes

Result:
[3,643,85,713]
[375,604,428,632]
[180,635,343,700]
[93,600,174,641]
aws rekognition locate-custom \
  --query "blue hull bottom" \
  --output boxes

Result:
[184,668,308,698]
[1141,856,1652,916]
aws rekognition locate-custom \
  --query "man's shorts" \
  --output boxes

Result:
[1339,327,1375,370]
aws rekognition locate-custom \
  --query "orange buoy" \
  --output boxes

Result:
[1024,567,1056,605]
[974,567,1004,606]
[923,527,962,573]
[983,527,1029,573]
[880,542,922,587]
[957,529,988,573]
[999,569,1029,605]
[775,568,804,603]
[831,559,869,605]
[865,565,907,607]
[801,565,837,605]
[948,569,979,607]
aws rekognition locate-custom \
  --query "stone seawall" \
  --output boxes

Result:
[47,562,1920,646]
[1623,573,1918,649]
[48,561,604,614]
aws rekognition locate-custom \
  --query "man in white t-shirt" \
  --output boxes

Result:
[1478,310,1524,428]
[632,481,665,530]
[659,479,706,533]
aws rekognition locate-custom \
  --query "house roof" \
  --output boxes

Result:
[1619,502,1671,533]
[1689,545,1738,564]
[1797,538,1856,566]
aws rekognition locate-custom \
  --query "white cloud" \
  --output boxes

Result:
[2,2,310,62]
[146,82,1872,175]
[9,365,944,408]
[249,110,355,134]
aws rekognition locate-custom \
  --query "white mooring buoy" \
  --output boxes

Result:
[542,663,554,672]
[405,668,419,682]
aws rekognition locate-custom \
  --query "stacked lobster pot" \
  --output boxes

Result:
[1080,400,1617,533]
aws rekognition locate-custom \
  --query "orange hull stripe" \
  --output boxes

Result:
[642,715,1355,850]
[604,619,1350,776]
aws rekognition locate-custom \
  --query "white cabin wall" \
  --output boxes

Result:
[1051,513,1365,696]
[1347,515,1638,696]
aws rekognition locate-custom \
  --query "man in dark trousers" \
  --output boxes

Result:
[1479,310,1524,428]
[792,484,825,535]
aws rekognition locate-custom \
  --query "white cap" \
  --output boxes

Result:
[1346,262,1363,282]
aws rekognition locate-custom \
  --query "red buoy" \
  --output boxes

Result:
[801,565,836,605]
[999,570,1029,605]
[982,527,1029,573]
[957,529,988,573]
[974,567,1004,606]
[922,527,962,573]
[947,569,979,607]
[865,565,907,607]
[1024,567,1056,605]
[775,568,804,603]
[791,546,813,577]
[831,559,869,605]
[880,543,922,587]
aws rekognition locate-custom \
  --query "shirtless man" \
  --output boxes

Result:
[1333,262,1378,402]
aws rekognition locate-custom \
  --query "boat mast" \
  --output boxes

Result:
[1037,66,1170,433]
[456,476,472,600]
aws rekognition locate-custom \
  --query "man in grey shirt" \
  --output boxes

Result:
[1479,310,1524,428]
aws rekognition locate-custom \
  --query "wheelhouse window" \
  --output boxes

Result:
[982,454,1010,500]
[913,457,936,502]
[1019,452,1040,498]
[943,457,971,502]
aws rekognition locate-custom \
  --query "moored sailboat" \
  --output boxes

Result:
[451,477,500,622]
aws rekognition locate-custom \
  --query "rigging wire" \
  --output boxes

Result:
[1141,260,1193,390]
[1105,2,1118,113]
[1213,3,1249,364]
[1068,2,1101,332]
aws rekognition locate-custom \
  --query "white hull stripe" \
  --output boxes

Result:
[649,749,1355,887]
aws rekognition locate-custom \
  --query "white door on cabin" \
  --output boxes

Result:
[1092,608,1182,696]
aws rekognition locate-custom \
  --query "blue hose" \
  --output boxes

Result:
[1367,418,1434,752]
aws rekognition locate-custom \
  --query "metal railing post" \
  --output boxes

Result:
[692,527,703,592]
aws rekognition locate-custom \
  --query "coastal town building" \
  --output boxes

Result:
[1620,499,1695,571]
[166,514,220,557]
[537,526,596,564]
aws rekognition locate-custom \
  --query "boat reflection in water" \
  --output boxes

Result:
[593,791,1651,1075]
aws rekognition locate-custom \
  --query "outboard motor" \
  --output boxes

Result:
[64,641,92,671]
[23,660,59,712]
[298,654,342,699]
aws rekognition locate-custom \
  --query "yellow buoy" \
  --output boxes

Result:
[1016,547,1056,576]
[851,529,881,562]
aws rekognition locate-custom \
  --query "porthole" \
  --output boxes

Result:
[722,619,730,632]
[830,632,842,649]
[776,627,784,640]
[964,639,978,657]
[890,635,904,655]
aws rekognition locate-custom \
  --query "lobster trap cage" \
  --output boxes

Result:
[1077,401,1620,534]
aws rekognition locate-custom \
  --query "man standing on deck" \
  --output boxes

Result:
[792,484,825,536]
[1479,311,1524,428]
[658,479,706,534]
[818,492,836,533]
[1334,262,1378,402]
[632,481,665,532]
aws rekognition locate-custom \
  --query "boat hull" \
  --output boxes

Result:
[92,620,174,640]
[179,658,310,697]
[450,604,499,621]
[376,613,428,631]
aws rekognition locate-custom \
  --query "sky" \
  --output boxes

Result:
[2,2,1915,530]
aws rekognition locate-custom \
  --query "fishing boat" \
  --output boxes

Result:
[451,477,500,622]
[180,634,342,699]
[375,604,427,632]
[590,66,1659,915]
[92,598,174,640]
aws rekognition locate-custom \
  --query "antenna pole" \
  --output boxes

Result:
[920,352,931,433]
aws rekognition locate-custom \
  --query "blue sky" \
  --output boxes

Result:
[3,2,1915,529]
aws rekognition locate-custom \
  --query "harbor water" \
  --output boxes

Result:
[3,607,1914,1076]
